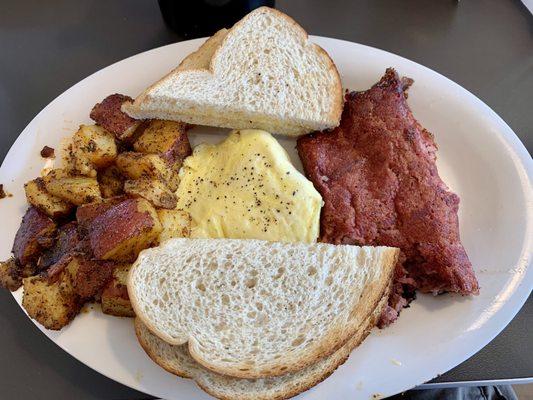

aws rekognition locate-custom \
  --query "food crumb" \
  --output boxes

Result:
[0,184,11,199]
[390,358,402,366]
[372,393,383,399]
[40,145,55,158]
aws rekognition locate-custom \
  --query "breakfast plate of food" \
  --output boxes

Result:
[0,7,531,400]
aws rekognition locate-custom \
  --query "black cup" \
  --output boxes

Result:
[158,0,276,38]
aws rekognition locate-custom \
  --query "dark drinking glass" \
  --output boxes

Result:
[158,0,276,38]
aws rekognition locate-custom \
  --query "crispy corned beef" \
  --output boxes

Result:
[297,68,479,327]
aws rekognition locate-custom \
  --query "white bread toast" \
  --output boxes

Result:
[122,7,343,136]
[134,293,388,400]
[128,238,397,379]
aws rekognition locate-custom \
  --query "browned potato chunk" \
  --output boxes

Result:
[64,256,115,299]
[98,165,124,198]
[124,178,177,209]
[89,94,140,142]
[44,169,101,205]
[38,222,80,270]
[101,264,135,317]
[116,152,170,182]
[72,125,117,169]
[24,178,74,218]
[157,209,191,243]
[88,198,161,261]
[0,258,22,291]
[133,120,190,156]
[22,273,81,330]
[76,196,127,235]
[12,207,56,265]
[59,140,97,177]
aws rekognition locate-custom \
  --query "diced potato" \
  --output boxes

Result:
[44,169,101,206]
[22,273,81,330]
[116,152,169,182]
[63,256,115,300]
[72,124,117,169]
[12,207,56,266]
[24,178,74,218]
[38,222,79,270]
[0,258,22,291]
[98,165,124,198]
[88,198,162,261]
[133,120,190,156]
[76,196,126,235]
[157,209,191,243]
[101,264,135,317]
[124,178,177,209]
[59,141,97,177]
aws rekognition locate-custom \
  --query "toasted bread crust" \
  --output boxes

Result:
[122,7,343,136]
[134,291,389,400]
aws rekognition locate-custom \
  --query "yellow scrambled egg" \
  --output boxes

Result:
[175,129,322,243]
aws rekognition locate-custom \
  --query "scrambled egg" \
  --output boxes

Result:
[175,129,322,243]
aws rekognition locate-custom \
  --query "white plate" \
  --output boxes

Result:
[1,37,532,399]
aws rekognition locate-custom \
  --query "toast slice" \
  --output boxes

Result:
[134,294,388,400]
[128,238,397,379]
[122,7,343,136]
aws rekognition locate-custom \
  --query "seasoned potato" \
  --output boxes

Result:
[124,178,177,209]
[44,169,101,205]
[133,120,190,156]
[157,209,191,243]
[38,222,79,270]
[72,125,117,169]
[88,198,162,261]
[63,256,115,300]
[98,165,124,198]
[76,196,126,235]
[89,94,140,142]
[132,120,191,191]
[116,152,170,181]
[24,178,74,218]
[22,273,81,330]
[0,258,22,291]
[12,207,56,265]
[59,141,97,177]
[101,264,135,317]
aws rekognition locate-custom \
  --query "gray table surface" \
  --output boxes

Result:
[0,0,531,398]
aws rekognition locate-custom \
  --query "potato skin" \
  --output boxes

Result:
[101,264,135,317]
[87,198,162,262]
[90,94,140,141]
[12,207,57,266]
[38,222,80,270]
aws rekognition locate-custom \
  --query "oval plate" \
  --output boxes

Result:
[1,37,531,399]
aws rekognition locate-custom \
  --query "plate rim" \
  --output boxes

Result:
[3,35,532,398]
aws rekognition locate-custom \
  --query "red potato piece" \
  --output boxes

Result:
[38,222,80,270]
[12,207,57,266]
[90,94,140,141]
[75,196,128,235]
[87,198,161,262]
[69,256,115,299]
